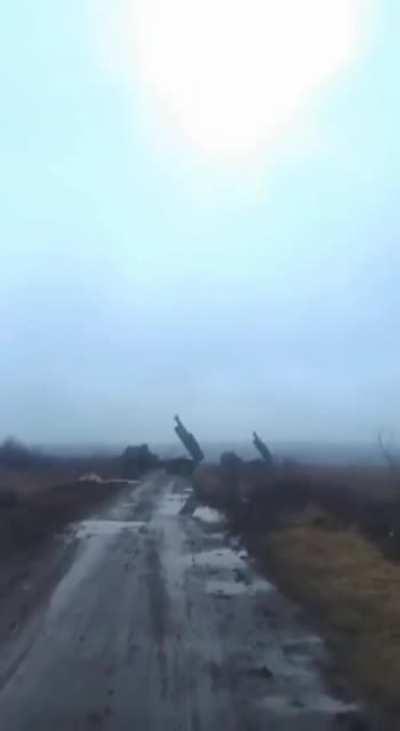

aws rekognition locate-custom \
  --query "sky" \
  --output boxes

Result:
[0,1,399,447]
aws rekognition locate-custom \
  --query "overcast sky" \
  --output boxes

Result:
[1,1,399,446]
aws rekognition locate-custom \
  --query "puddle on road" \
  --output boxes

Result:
[157,490,187,517]
[206,577,273,598]
[308,695,359,715]
[106,502,138,521]
[192,545,274,599]
[206,579,247,597]
[192,506,223,525]
[258,692,358,717]
[284,636,323,650]
[192,548,245,571]
[161,483,364,727]
[189,519,361,724]
[50,519,147,617]
[76,520,146,539]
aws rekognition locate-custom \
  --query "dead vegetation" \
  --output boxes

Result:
[201,460,400,558]
[0,477,120,557]
[193,457,400,712]
[266,512,400,710]
[0,439,161,558]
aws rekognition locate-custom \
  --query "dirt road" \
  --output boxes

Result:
[0,472,362,729]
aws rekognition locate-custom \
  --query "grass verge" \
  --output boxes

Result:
[194,459,400,713]
[263,510,400,711]
[0,478,125,558]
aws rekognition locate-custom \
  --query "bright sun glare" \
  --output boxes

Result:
[98,0,373,159]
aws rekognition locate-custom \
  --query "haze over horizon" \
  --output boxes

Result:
[1,1,399,446]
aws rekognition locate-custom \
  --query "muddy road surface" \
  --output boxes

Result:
[0,472,362,730]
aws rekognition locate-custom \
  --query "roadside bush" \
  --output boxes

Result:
[0,438,37,470]
[120,444,159,478]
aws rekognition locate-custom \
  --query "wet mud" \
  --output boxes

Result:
[0,472,369,730]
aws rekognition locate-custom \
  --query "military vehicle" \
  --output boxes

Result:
[174,415,204,463]
[252,431,273,467]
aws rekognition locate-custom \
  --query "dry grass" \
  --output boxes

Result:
[0,478,121,557]
[194,459,400,711]
[0,467,76,496]
[266,511,400,708]
[0,463,125,558]
[0,444,161,558]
